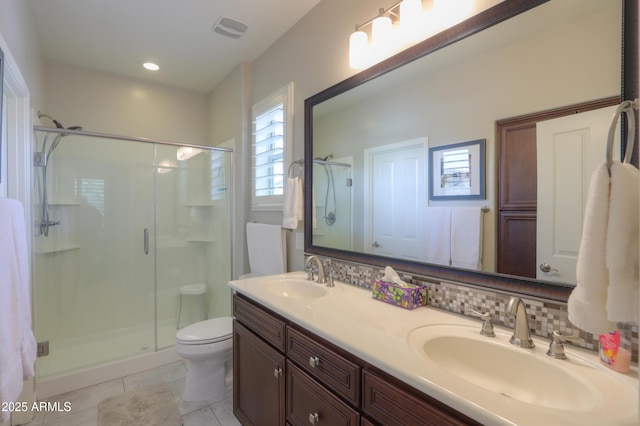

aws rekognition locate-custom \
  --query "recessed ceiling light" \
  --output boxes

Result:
[143,62,159,71]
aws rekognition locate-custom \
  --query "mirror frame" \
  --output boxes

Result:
[304,0,638,302]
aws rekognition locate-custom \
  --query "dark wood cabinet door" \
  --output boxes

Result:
[497,212,537,278]
[498,121,538,211]
[362,370,481,426]
[286,361,359,426]
[234,293,287,352]
[233,320,286,426]
[286,326,360,406]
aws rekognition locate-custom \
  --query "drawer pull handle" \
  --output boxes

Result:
[309,412,320,424]
[273,367,282,379]
[309,356,320,368]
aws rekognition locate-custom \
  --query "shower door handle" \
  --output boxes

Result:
[143,228,149,255]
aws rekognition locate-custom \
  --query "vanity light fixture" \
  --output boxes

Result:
[143,62,160,71]
[349,0,494,69]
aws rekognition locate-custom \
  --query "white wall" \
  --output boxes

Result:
[207,62,252,278]
[42,60,208,146]
[249,0,370,271]
[0,0,44,108]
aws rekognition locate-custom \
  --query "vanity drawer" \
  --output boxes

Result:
[233,293,287,352]
[286,326,360,405]
[286,361,360,426]
[362,370,481,426]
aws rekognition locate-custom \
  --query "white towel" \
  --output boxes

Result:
[246,222,287,275]
[282,177,303,230]
[0,199,37,422]
[605,162,639,323]
[450,207,483,270]
[424,207,451,266]
[296,178,304,223]
[568,163,617,335]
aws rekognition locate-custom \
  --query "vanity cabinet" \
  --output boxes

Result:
[233,293,480,426]
[287,361,360,425]
[286,326,360,406]
[362,370,480,426]
[233,296,287,425]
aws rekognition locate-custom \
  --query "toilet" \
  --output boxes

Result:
[175,316,233,401]
[175,222,286,401]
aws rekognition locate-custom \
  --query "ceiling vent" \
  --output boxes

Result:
[213,16,248,39]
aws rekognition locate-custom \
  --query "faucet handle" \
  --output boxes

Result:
[546,331,584,359]
[306,268,314,281]
[468,309,496,337]
[305,257,315,281]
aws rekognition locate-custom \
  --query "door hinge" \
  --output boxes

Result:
[346,178,353,187]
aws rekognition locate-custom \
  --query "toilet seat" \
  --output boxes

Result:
[176,317,232,345]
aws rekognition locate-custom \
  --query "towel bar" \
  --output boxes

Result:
[606,99,638,174]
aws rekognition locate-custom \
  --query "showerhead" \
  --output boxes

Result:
[47,126,83,157]
[38,112,82,132]
[315,154,334,162]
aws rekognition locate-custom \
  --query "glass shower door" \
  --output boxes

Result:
[155,145,233,348]
[33,132,156,379]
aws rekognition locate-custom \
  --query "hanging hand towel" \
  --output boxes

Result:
[567,163,617,335]
[0,199,37,422]
[282,177,302,230]
[424,207,451,266]
[296,177,304,223]
[450,207,483,270]
[605,161,639,323]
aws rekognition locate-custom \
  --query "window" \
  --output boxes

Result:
[251,82,293,210]
[76,178,105,216]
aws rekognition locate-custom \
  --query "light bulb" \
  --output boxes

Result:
[371,13,392,48]
[399,0,424,42]
[349,30,368,69]
[400,0,422,25]
[143,62,159,71]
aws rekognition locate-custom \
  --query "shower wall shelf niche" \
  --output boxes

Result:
[35,243,81,254]
[47,199,81,206]
[184,202,215,207]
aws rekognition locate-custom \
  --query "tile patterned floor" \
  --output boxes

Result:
[23,361,240,426]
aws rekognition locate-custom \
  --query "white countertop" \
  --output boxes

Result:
[228,272,639,426]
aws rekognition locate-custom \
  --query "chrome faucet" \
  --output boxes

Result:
[305,256,334,287]
[546,330,583,359]
[507,297,535,348]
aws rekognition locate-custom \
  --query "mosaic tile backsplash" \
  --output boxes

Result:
[319,257,639,362]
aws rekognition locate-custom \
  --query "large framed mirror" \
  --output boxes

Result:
[304,0,638,301]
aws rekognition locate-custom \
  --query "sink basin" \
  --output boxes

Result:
[263,277,329,299]
[407,325,595,410]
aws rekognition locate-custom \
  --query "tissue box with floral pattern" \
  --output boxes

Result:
[371,279,427,310]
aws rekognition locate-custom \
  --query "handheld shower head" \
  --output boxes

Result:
[38,112,82,132]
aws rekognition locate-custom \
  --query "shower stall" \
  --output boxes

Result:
[312,156,352,250]
[31,127,233,383]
